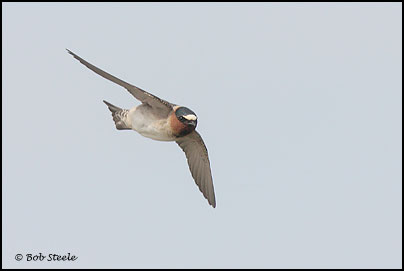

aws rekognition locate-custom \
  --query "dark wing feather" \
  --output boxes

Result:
[67,49,174,116]
[176,131,216,208]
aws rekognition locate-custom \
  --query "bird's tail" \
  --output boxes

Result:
[103,100,132,130]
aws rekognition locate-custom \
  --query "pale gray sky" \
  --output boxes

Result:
[2,3,402,269]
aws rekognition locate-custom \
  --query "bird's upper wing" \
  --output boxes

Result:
[67,49,175,116]
[176,130,216,208]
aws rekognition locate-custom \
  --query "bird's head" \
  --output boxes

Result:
[172,106,198,136]
[176,106,198,128]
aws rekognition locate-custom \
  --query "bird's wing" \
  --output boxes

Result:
[67,49,175,116]
[176,130,216,208]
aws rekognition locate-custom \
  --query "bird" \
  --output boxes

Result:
[67,49,216,208]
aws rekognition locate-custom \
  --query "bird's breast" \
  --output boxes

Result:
[128,105,174,141]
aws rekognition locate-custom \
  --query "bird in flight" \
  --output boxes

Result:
[67,49,216,208]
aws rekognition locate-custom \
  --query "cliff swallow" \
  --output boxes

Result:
[67,49,216,208]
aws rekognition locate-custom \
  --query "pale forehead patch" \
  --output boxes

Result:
[183,114,197,121]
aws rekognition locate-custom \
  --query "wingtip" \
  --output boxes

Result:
[66,49,78,58]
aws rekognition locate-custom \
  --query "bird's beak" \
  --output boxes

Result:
[187,120,197,127]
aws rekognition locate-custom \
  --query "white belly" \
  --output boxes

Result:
[129,105,176,141]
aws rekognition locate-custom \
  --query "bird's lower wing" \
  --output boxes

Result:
[176,131,216,208]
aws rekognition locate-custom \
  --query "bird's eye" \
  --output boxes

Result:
[179,116,185,121]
